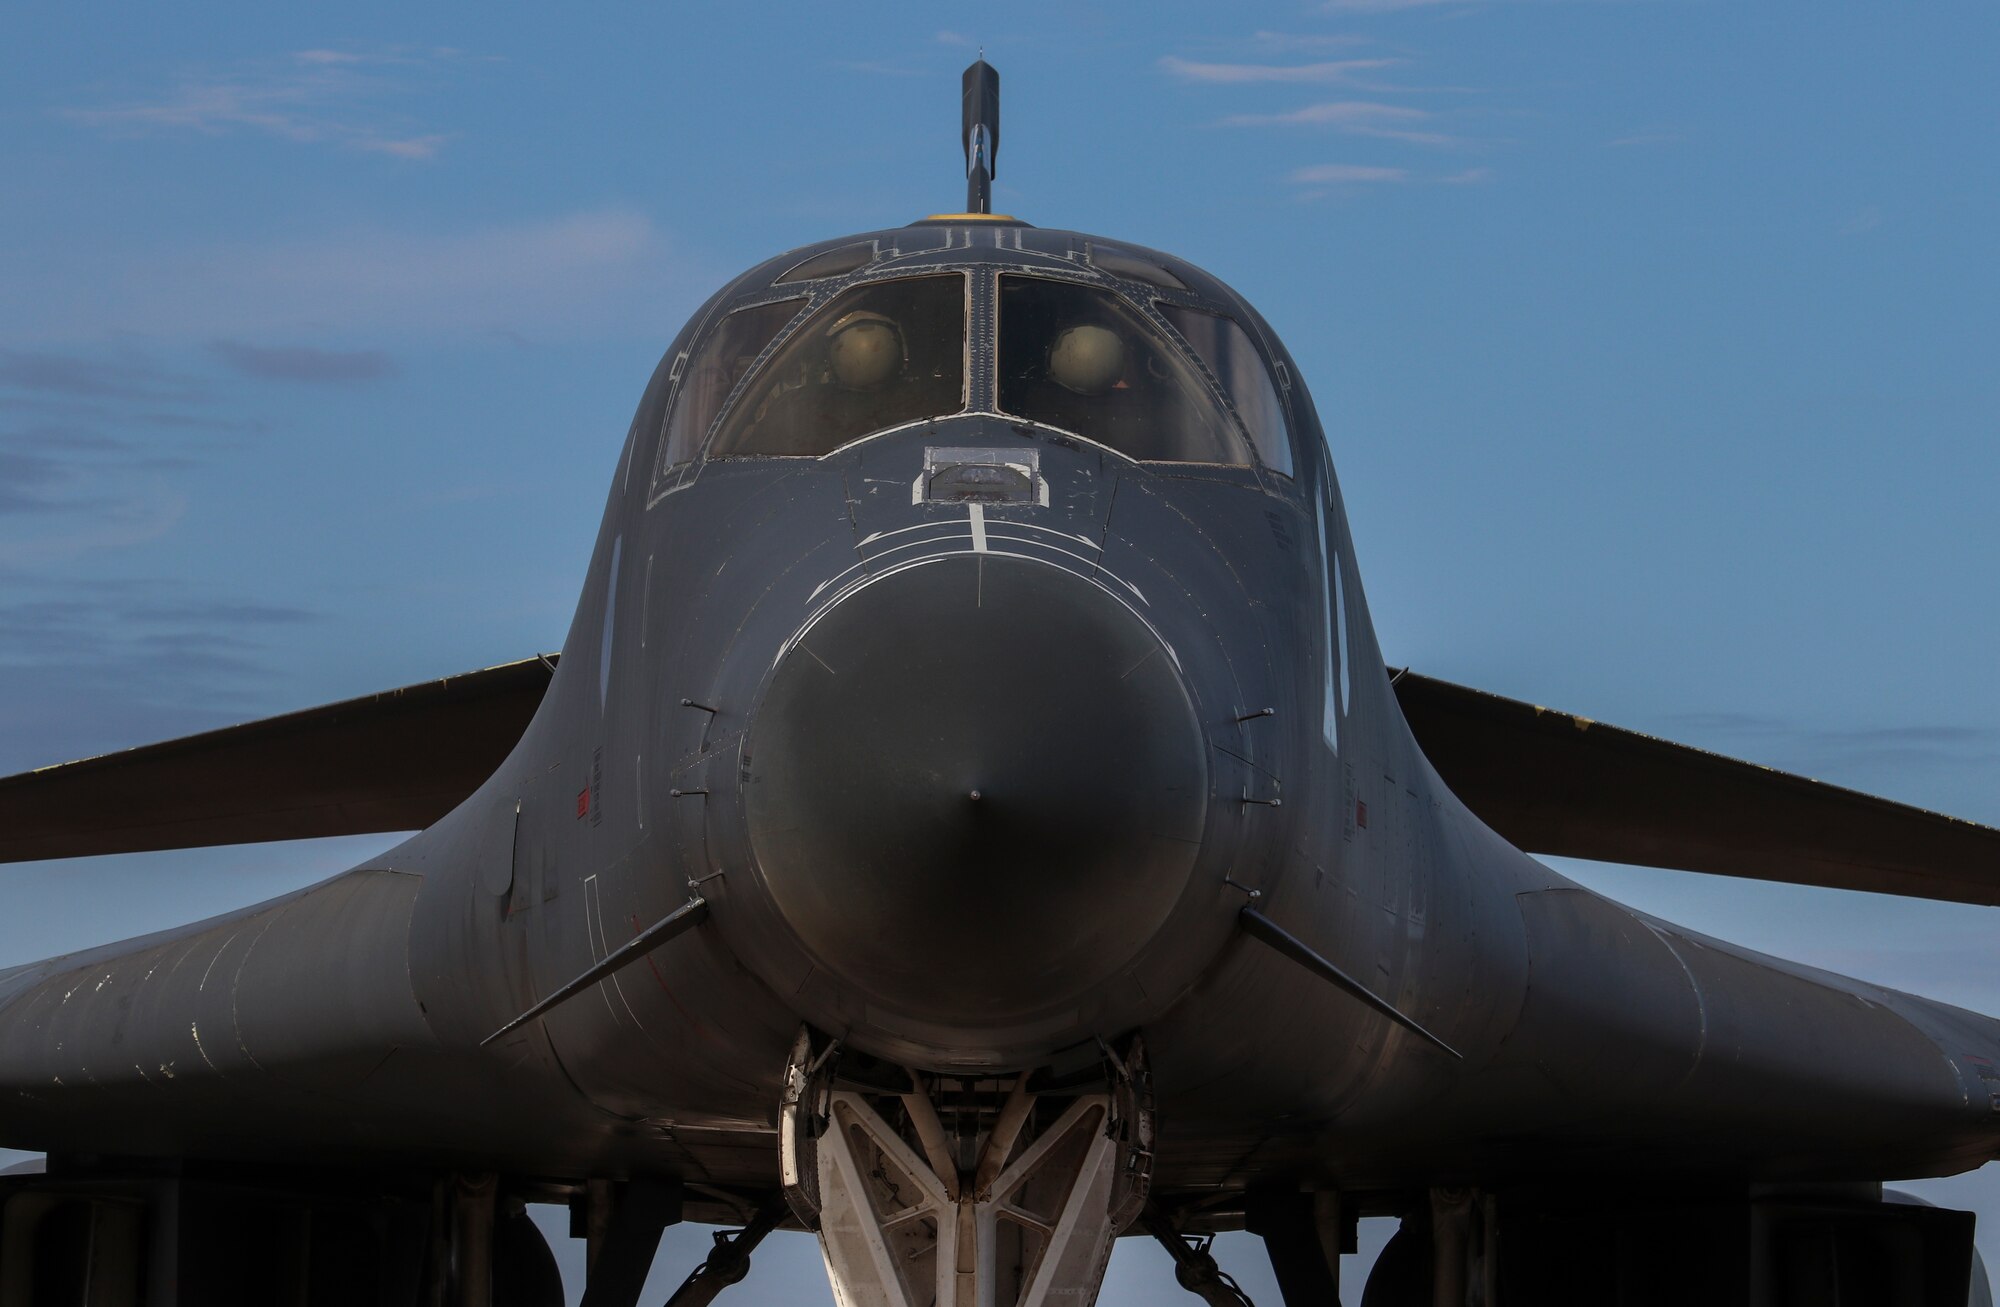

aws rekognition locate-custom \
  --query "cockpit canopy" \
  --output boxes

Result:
[645,237,1299,482]
[709,275,966,458]
[997,276,1288,471]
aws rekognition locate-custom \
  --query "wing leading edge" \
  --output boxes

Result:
[0,656,557,864]
[1393,668,2000,906]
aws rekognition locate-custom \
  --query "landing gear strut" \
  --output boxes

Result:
[661,1196,789,1307]
[1141,1206,1258,1307]
[779,1028,1154,1307]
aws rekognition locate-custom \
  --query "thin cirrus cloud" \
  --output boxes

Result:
[1324,0,1638,11]
[62,47,477,160]
[0,347,209,405]
[0,578,326,772]
[1321,0,1465,10]
[1,209,690,343]
[1219,100,1465,145]
[1248,31,1374,52]
[1607,131,1686,148]
[0,451,81,516]
[209,341,397,383]
[1289,163,1492,185]
[1158,56,1403,84]
[208,210,678,336]
[0,480,188,568]
[1291,164,1410,184]
[0,348,234,569]
[1224,100,1428,126]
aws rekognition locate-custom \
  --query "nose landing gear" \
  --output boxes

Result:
[778,1029,1154,1307]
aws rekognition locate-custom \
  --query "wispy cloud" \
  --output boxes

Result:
[0,349,246,563]
[218,211,668,334]
[1289,163,1495,189]
[209,341,396,383]
[1607,131,1685,148]
[126,599,318,626]
[1221,99,1469,145]
[1169,25,1508,191]
[1291,163,1411,184]
[63,47,482,160]
[0,209,690,343]
[1662,710,2000,784]
[1323,0,1638,12]
[1248,31,1374,52]
[0,414,189,536]
[354,134,449,160]
[1322,0,1461,10]
[0,579,327,772]
[293,49,397,67]
[0,348,209,405]
[0,355,321,760]
[0,481,187,566]
[936,30,975,47]
[0,451,89,516]
[1225,100,1428,126]
[1159,56,1402,84]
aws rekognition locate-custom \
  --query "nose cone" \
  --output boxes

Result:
[744,553,1207,1029]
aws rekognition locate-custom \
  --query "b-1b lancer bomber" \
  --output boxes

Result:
[4,61,2000,1307]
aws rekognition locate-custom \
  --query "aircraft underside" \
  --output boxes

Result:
[0,1037,1989,1307]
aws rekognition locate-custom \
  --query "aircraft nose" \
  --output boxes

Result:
[742,552,1208,1033]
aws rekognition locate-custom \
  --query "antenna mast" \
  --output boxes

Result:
[962,60,1000,215]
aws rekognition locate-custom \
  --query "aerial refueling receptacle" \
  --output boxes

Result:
[963,58,999,214]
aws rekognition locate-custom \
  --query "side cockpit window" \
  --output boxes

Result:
[998,276,1256,467]
[1157,303,1294,477]
[661,297,803,467]
[708,274,967,458]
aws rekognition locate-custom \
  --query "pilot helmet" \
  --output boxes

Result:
[825,311,906,391]
[1047,323,1126,396]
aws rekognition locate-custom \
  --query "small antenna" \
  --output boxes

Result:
[961,60,1000,215]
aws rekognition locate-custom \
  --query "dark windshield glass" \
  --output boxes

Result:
[775,243,875,285]
[661,298,803,467]
[709,275,966,457]
[997,277,1255,466]
[1089,244,1188,290]
[1157,304,1294,477]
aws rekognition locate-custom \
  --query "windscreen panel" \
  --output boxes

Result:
[708,274,967,458]
[661,298,805,467]
[775,242,876,285]
[1088,243,1189,291]
[1158,303,1295,477]
[997,276,1256,467]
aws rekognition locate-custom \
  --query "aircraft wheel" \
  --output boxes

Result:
[1360,1220,1430,1307]
[494,1205,565,1307]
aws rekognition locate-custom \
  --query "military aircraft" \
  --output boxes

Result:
[2,59,1998,1307]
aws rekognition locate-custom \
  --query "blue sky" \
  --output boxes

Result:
[2,1,1997,1299]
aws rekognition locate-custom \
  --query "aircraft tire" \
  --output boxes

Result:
[1359,1220,1429,1307]
[493,1205,565,1307]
